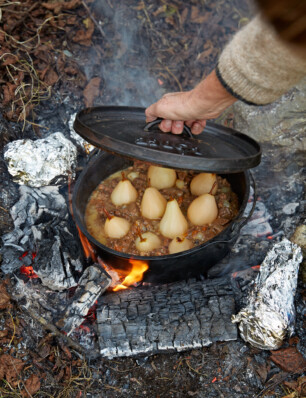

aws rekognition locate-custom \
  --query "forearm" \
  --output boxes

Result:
[216,14,306,105]
[187,70,237,119]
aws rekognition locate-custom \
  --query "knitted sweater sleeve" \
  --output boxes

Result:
[216,15,306,105]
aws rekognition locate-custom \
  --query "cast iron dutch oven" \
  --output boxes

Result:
[72,106,261,283]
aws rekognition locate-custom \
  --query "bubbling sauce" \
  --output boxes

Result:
[85,160,239,256]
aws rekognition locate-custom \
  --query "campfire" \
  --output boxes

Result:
[0,0,305,396]
[78,223,149,291]
[1,119,303,360]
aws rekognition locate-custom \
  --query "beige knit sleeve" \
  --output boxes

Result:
[216,15,306,105]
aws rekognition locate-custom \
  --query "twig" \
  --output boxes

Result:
[165,66,183,92]
[81,0,106,39]
[22,306,100,359]
[254,371,304,398]
[104,385,122,392]
[142,0,153,30]
[0,205,9,213]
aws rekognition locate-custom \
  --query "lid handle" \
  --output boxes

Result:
[144,118,193,138]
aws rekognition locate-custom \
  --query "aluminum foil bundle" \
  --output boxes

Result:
[69,113,95,154]
[4,132,77,187]
[232,238,302,350]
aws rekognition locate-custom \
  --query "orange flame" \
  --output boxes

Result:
[76,225,149,291]
[76,225,97,263]
[113,259,149,291]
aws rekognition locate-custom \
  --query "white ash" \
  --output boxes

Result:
[1,185,83,290]
[232,238,302,350]
[282,202,299,215]
[68,113,95,154]
[4,132,77,187]
[2,185,67,258]
[57,265,112,335]
[35,235,78,291]
[241,200,273,238]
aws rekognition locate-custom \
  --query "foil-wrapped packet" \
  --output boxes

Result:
[4,132,77,187]
[68,113,95,154]
[232,238,302,350]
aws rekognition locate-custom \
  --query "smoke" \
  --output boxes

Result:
[89,0,165,107]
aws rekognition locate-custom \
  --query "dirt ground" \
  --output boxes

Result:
[0,0,305,397]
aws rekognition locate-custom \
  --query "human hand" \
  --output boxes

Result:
[145,70,237,135]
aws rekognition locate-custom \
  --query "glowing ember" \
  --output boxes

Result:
[20,265,39,279]
[83,302,98,323]
[19,251,39,279]
[19,251,29,259]
[113,259,149,291]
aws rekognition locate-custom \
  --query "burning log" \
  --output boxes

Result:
[56,265,112,335]
[97,276,237,358]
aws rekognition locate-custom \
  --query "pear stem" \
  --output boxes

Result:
[136,226,146,242]
[209,181,218,195]
[177,196,184,206]
[103,208,113,220]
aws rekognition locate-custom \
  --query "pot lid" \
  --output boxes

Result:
[73,106,261,173]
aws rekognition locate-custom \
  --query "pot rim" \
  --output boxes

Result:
[72,152,252,261]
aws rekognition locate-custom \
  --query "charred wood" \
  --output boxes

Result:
[97,277,238,358]
[56,265,112,335]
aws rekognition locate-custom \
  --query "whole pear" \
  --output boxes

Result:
[135,232,161,252]
[104,216,130,239]
[111,179,137,206]
[187,194,218,226]
[159,199,188,239]
[148,165,176,190]
[168,237,193,254]
[141,187,167,219]
[190,173,218,196]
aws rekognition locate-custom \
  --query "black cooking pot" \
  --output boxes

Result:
[72,106,260,283]
[73,151,253,283]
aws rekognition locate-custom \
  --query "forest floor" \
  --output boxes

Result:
[0,0,305,397]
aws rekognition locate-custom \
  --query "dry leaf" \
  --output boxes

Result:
[283,376,306,397]
[0,330,8,338]
[153,5,166,17]
[0,354,25,387]
[1,54,17,66]
[22,374,41,397]
[190,7,210,23]
[180,8,189,26]
[72,18,94,46]
[44,68,59,86]
[42,0,82,14]
[190,6,199,20]
[83,77,101,107]
[197,47,213,62]
[3,84,16,106]
[0,31,5,43]
[0,282,11,309]
[270,347,306,374]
